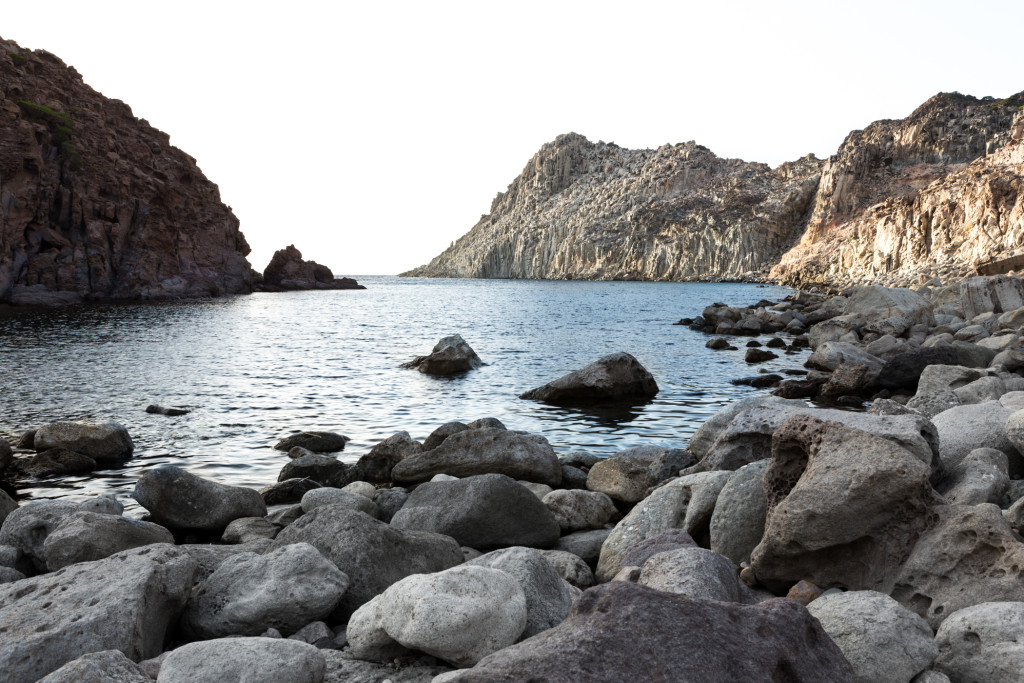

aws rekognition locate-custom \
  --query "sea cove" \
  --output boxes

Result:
[0,277,797,504]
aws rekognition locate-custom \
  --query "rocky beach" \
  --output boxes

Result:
[4,275,1024,681]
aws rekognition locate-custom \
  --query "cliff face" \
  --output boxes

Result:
[0,38,253,304]
[771,92,1024,287]
[406,92,1024,288]
[403,133,822,281]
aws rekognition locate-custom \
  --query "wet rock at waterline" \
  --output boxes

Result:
[133,464,266,531]
[519,352,658,404]
[401,334,484,375]
[274,431,350,453]
[32,420,134,464]
[356,431,423,482]
[278,455,363,489]
[145,404,190,416]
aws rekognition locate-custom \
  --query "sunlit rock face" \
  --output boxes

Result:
[403,132,823,282]
[770,92,1024,289]
[407,92,1024,288]
[0,37,253,304]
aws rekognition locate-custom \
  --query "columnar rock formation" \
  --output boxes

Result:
[405,92,1024,288]
[0,37,253,304]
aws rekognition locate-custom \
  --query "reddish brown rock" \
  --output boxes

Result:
[260,245,364,291]
[0,38,253,304]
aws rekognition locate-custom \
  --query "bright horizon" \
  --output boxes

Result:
[5,1,1024,276]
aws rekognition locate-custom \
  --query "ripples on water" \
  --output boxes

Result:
[0,276,806,507]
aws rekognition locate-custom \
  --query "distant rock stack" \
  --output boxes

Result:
[259,245,364,291]
[0,37,254,305]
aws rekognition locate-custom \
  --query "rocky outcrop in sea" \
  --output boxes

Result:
[6,277,1024,680]
[405,92,1024,289]
[257,245,365,292]
[0,37,254,305]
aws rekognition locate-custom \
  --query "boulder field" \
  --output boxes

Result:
[8,280,1024,680]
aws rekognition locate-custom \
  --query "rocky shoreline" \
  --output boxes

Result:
[5,276,1024,681]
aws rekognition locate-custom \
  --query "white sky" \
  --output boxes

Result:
[5,1,1024,275]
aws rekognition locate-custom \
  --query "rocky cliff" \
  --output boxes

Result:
[405,92,1024,288]
[0,37,253,304]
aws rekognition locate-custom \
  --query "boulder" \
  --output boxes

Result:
[301,487,379,517]
[0,545,196,683]
[933,602,1024,683]
[540,549,595,588]
[262,243,364,291]
[37,650,150,683]
[876,346,960,391]
[0,489,16,527]
[819,363,877,400]
[401,334,484,375]
[749,415,933,593]
[843,285,935,328]
[519,480,554,499]
[542,489,616,532]
[744,348,778,363]
[343,481,377,498]
[347,565,526,667]
[620,529,699,569]
[133,465,266,531]
[933,401,1020,474]
[892,504,1024,629]
[274,431,349,453]
[260,478,322,505]
[371,488,408,523]
[222,517,280,544]
[553,529,612,566]
[32,420,134,464]
[0,435,11,470]
[158,637,326,683]
[390,474,560,550]
[466,547,573,638]
[177,540,274,582]
[436,582,854,682]
[807,591,937,683]
[637,547,749,603]
[356,431,423,482]
[21,448,96,476]
[595,471,730,582]
[806,342,884,373]
[0,500,79,571]
[709,459,768,565]
[270,506,462,616]
[181,542,349,638]
[519,352,658,404]
[392,428,561,486]
[937,448,1009,506]
[278,454,363,489]
[423,421,470,450]
[146,404,189,416]
[585,447,692,502]
[42,511,173,570]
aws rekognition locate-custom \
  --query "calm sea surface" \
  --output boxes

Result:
[0,276,805,507]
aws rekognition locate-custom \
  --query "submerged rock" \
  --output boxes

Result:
[32,420,133,464]
[519,352,658,404]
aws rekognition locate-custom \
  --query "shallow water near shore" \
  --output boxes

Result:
[0,276,804,508]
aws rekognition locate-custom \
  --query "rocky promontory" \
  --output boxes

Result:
[405,92,1024,289]
[0,38,255,305]
[257,245,365,292]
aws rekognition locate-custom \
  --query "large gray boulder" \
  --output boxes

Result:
[709,459,769,565]
[391,429,561,486]
[637,547,751,603]
[0,500,79,571]
[347,565,526,667]
[937,447,1009,506]
[690,397,941,476]
[401,334,484,375]
[270,505,462,616]
[806,341,884,373]
[158,637,326,683]
[133,465,267,531]
[0,545,196,683]
[274,431,349,453]
[542,489,616,532]
[37,650,150,683]
[807,591,938,683]
[390,474,560,550]
[892,504,1024,629]
[519,352,658,404]
[279,454,363,488]
[585,447,692,502]
[749,415,933,593]
[42,511,173,570]
[933,401,1021,474]
[843,285,935,328]
[33,420,134,464]
[933,602,1024,682]
[466,547,573,639]
[436,582,854,682]
[595,471,730,582]
[181,542,349,638]
[356,431,423,482]
[176,539,274,582]
[620,529,699,569]
[541,549,595,588]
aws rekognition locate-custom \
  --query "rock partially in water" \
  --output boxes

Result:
[274,431,349,453]
[279,455,362,489]
[145,404,190,416]
[356,431,423,482]
[32,420,133,464]
[519,352,658,404]
[133,464,267,532]
[20,448,95,477]
[261,244,365,291]
[401,334,484,376]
